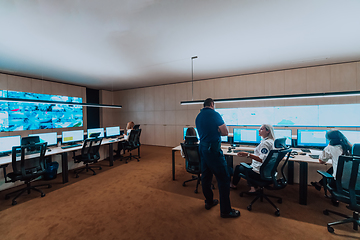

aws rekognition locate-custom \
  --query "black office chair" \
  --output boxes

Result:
[317,155,360,233]
[133,124,140,130]
[274,138,287,149]
[73,137,103,178]
[239,148,292,216]
[352,143,360,156]
[4,142,51,205]
[122,129,142,163]
[181,142,202,193]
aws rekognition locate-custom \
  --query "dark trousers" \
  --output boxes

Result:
[232,164,262,187]
[199,141,231,214]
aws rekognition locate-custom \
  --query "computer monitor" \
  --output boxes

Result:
[297,129,328,148]
[21,136,40,146]
[183,127,199,140]
[106,126,120,138]
[87,128,104,138]
[62,130,84,144]
[29,132,58,147]
[233,128,261,144]
[221,135,228,143]
[274,129,292,146]
[340,130,360,144]
[0,135,21,154]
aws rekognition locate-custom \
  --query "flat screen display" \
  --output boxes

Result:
[0,135,21,153]
[62,130,84,144]
[274,129,292,146]
[297,129,328,147]
[87,128,104,138]
[106,126,120,137]
[0,90,83,132]
[183,127,199,140]
[221,135,228,142]
[340,130,360,144]
[233,128,261,144]
[29,132,58,146]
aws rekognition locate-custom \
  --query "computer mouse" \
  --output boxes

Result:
[47,149,52,152]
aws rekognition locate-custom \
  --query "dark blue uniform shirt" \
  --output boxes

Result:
[195,108,224,143]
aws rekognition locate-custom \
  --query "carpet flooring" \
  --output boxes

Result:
[0,145,359,240]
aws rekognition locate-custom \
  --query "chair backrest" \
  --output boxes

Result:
[352,143,360,156]
[128,129,141,146]
[133,124,140,130]
[180,142,201,174]
[184,136,198,144]
[11,142,47,179]
[259,148,292,189]
[335,155,360,211]
[81,137,102,161]
[274,138,287,149]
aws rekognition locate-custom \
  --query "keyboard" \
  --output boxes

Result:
[61,144,82,149]
[301,149,311,153]
[309,154,319,159]
[233,150,251,153]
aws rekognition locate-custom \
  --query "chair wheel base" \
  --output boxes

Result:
[182,183,186,187]
[247,205,252,211]
[194,189,198,193]
[12,200,17,206]
[99,166,102,170]
[275,210,280,216]
[41,193,45,197]
[327,226,334,233]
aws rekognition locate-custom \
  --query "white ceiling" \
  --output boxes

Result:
[0,0,360,91]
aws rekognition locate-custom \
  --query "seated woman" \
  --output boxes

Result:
[181,127,197,158]
[311,130,352,197]
[124,121,135,140]
[230,124,275,192]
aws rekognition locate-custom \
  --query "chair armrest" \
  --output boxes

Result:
[0,163,9,182]
[240,162,252,170]
[317,170,333,179]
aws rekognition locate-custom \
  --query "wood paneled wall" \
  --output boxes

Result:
[107,61,360,147]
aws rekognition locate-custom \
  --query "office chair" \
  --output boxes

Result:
[4,142,51,205]
[122,129,141,163]
[133,124,140,130]
[317,155,360,233]
[274,138,287,149]
[239,148,292,216]
[73,137,103,178]
[352,143,360,156]
[181,142,202,193]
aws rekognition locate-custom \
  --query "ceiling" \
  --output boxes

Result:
[0,0,360,91]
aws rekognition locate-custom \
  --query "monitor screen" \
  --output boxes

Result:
[87,128,104,138]
[340,130,360,144]
[233,128,261,144]
[183,127,199,140]
[297,129,328,147]
[221,135,228,143]
[274,129,292,146]
[106,126,120,137]
[62,130,84,144]
[0,135,21,153]
[29,132,58,146]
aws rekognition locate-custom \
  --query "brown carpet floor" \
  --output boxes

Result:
[0,145,359,240]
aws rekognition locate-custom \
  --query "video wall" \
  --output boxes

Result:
[217,103,360,127]
[0,90,83,132]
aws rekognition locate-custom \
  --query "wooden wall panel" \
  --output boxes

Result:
[330,62,357,92]
[284,68,307,95]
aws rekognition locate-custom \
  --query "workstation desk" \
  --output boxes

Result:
[172,144,329,205]
[0,137,126,184]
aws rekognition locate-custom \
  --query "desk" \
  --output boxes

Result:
[171,144,330,205]
[0,137,126,184]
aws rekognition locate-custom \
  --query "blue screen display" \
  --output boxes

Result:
[233,128,261,144]
[0,90,83,131]
[297,129,328,147]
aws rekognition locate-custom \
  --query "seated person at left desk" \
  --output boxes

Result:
[181,127,197,157]
[124,121,135,140]
[311,130,352,198]
[230,124,275,192]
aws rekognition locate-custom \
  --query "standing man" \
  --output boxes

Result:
[195,98,240,218]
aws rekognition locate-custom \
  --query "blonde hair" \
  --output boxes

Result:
[262,124,275,140]
[126,121,135,131]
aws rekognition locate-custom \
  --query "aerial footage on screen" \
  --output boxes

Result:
[217,103,360,127]
[0,90,83,132]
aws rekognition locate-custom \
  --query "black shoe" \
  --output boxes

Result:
[205,199,219,210]
[311,182,322,191]
[221,209,240,218]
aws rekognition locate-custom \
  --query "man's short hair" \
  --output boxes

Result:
[204,98,214,107]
